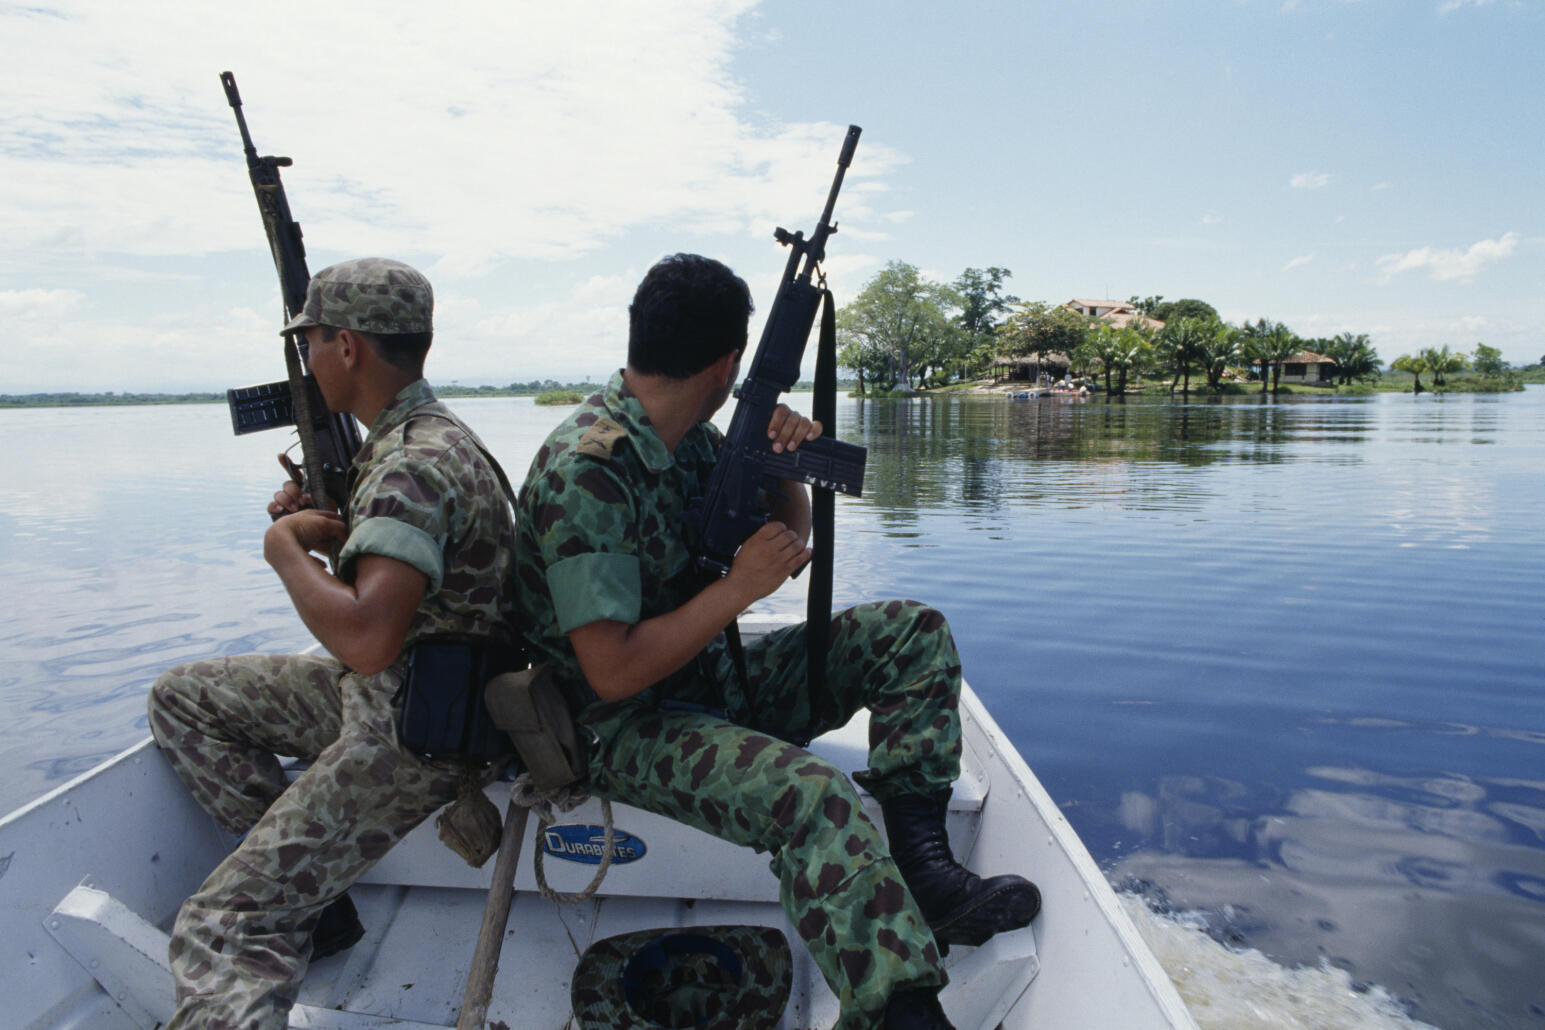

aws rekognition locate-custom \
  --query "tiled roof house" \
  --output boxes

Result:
[1061,299,1165,332]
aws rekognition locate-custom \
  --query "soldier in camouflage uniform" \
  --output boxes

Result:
[513,254,1039,1030]
[148,258,515,1030]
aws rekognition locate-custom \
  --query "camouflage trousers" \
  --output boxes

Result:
[582,600,964,1030]
[147,653,463,1030]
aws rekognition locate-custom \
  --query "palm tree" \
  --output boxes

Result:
[1112,327,1152,395]
[1241,319,1299,394]
[1321,332,1381,385]
[1391,353,1427,393]
[1075,327,1117,395]
[1198,323,1242,390]
[1157,317,1211,393]
[1419,344,1467,387]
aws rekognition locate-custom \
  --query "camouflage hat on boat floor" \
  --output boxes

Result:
[280,257,433,336]
[571,925,792,1030]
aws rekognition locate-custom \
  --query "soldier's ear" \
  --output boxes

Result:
[335,329,364,371]
[712,348,742,387]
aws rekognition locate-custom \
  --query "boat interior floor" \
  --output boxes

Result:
[39,712,1040,1030]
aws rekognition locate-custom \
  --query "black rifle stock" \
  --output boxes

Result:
[220,70,361,513]
[686,126,866,575]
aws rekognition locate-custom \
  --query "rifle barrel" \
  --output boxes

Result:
[801,125,861,279]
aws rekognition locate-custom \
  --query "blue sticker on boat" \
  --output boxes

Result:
[541,824,647,865]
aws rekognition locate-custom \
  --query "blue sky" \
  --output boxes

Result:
[1,0,1538,393]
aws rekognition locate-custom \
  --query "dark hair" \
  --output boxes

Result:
[321,326,433,375]
[627,253,754,379]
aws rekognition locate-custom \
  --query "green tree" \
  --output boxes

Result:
[1076,325,1151,395]
[1075,326,1121,394]
[837,261,957,392]
[997,301,1090,369]
[1155,317,1212,393]
[1127,294,1164,317]
[1152,298,1218,324]
[1419,344,1467,387]
[1320,332,1382,385]
[913,313,970,389]
[1240,318,1299,394]
[952,267,1019,381]
[1197,322,1242,390]
[1391,353,1427,393]
[1472,342,1507,378]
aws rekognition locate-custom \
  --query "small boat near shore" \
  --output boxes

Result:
[0,616,1195,1029]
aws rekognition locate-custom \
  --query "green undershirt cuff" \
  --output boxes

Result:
[548,552,642,632]
[340,517,444,597]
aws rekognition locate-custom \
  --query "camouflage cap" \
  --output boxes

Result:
[571,926,792,1030]
[280,257,433,336]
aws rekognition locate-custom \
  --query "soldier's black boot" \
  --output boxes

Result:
[310,892,365,960]
[881,790,1041,947]
[884,987,955,1030]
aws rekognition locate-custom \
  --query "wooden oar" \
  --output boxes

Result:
[456,797,532,1030]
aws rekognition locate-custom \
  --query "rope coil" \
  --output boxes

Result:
[510,774,616,905]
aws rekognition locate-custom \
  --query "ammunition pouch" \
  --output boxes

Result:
[396,636,522,763]
[483,665,589,792]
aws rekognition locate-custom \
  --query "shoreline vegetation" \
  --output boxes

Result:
[925,367,1538,399]
[4,369,1540,410]
[0,381,609,410]
[834,262,1541,399]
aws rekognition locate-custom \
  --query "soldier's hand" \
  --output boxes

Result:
[267,453,316,518]
[266,508,347,562]
[726,521,811,603]
[767,405,822,454]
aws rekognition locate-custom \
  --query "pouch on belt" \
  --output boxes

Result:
[484,665,589,792]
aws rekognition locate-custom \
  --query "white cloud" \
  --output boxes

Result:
[453,273,638,385]
[1283,253,1316,271]
[1375,231,1520,282]
[0,288,86,319]
[0,2,905,265]
[1202,212,1224,225]
[1438,0,1493,13]
[0,0,913,391]
[1290,172,1331,190]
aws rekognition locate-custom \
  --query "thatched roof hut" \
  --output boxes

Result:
[993,353,1071,382]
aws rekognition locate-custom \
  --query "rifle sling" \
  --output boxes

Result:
[285,333,341,571]
[806,288,838,698]
[721,292,836,716]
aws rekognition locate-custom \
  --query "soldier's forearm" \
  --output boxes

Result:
[568,577,753,702]
[265,530,425,674]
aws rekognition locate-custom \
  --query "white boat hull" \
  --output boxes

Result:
[1,620,1195,1029]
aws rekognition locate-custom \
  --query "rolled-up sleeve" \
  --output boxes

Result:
[532,459,641,633]
[339,458,452,596]
[547,552,640,632]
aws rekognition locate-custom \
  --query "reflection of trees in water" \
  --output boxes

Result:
[844,395,1373,522]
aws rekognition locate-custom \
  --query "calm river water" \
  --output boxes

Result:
[2,387,1541,1029]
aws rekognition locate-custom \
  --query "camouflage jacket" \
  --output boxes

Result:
[513,371,724,708]
[339,379,515,653]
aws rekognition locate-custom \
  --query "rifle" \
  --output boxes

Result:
[686,125,866,573]
[686,125,865,698]
[220,70,362,514]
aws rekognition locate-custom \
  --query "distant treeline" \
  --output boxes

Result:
[435,380,605,398]
[0,382,605,409]
[0,391,224,408]
[2,377,858,409]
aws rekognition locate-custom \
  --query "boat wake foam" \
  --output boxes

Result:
[1118,894,1443,1030]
